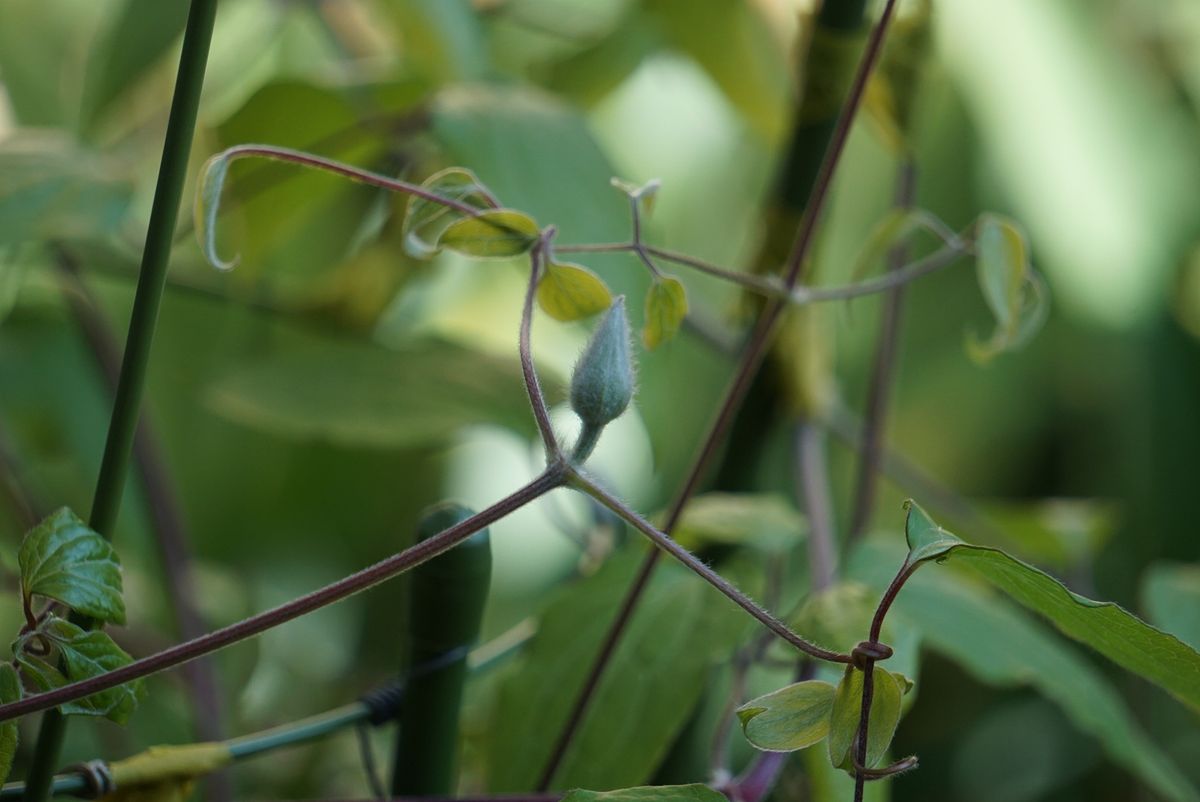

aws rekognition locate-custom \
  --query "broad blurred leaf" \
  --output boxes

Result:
[973,498,1118,571]
[430,85,626,247]
[904,501,1200,710]
[439,210,540,259]
[19,507,125,625]
[83,0,188,126]
[487,548,749,790]
[402,167,497,259]
[561,786,726,802]
[849,539,1200,802]
[672,492,804,553]
[537,261,613,322]
[827,666,907,771]
[1142,563,1200,650]
[736,680,835,752]
[643,276,687,350]
[0,135,132,246]
[15,618,141,723]
[205,337,537,449]
[793,583,875,656]
[967,214,1049,362]
[646,0,790,141]
[0,664,19,784]
[384,0,488,84]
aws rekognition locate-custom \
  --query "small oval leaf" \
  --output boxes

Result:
[402,167,497,260]
[537,261,613,321]
[643,275,687,350]
[736,680,836,752]
[439,209,540,259]
[827,665,908,772]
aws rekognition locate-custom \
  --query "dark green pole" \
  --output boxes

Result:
[391,504,493,796]
[22,1,219,800]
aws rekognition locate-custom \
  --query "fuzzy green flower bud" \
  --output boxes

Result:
[569,296,635,460]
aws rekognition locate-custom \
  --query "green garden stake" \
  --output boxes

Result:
[391,503,492,796]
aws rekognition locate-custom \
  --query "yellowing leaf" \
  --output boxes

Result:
[537,261,613,321]
[439,209,540,258]
[643,276,687,350]
[737,680,836,752]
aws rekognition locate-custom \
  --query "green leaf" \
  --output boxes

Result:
[736,680,836,752]
[537,261,614,322]
[486,549,750,791]
[83,0,188,126]
[848,539,1200,802]
[19,507,125,625]
[561,785,727,802]
[0,134,133,247]
[672,493,804,553]
[402,167,497,260]
[967,214,1049,362]
[827,665,908,772]
[643,276,687,350]
[205,336,539,449]
[438,209,540,259]
[904,500,1200,711]
[16,618,141,724]
[0,664,19,785]
[430,85,626,247]
[1142,563,1200,651]
[793,583,877,656]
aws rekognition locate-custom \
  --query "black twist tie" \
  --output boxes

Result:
[359,644,474,726]
[360,679,407,726]
[65,760,115,799]
[851,640,893,669]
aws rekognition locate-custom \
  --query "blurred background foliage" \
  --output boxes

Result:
[1,0,1199,800]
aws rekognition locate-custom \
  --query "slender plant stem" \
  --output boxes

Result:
[567,470,851,664]
[795,422,838,593]
[209,145,487,217]
[53,250,231,801]
[848,161,917,542]
[521,237,560,457]
[536,1,901,788]
[852,559,920,801]
[23,2,221,799]
[0,471,562,724]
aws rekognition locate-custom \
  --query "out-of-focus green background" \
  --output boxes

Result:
[1,0,1199,800]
